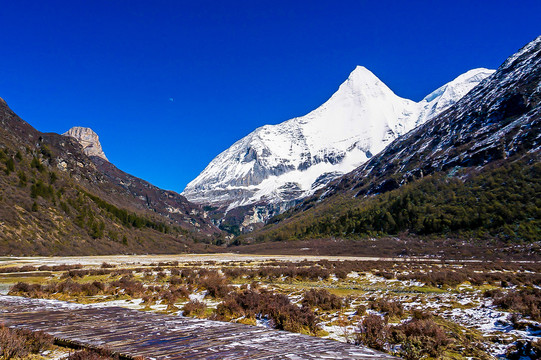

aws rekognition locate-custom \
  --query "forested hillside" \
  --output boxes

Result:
[0,98,221,255]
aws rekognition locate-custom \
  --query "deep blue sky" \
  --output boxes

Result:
[1,1,539,192]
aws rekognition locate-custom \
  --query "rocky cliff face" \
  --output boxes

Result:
[183,66,494,227]
[63,126,108,161]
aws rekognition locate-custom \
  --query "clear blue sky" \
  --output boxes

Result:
[1,0,539,192]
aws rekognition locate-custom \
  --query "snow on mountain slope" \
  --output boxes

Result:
[417,68,497,124]
[183,67,495,213]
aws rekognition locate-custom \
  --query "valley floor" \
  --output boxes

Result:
[1,255,540,359]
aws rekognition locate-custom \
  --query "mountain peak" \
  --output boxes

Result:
[342,66,392,97]
[183,65,493,221]
[348,65,373,78]
[63,126,108,161]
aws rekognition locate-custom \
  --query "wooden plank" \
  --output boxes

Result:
[0,296,396,359]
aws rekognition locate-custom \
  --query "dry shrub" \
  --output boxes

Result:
[265,293,318,334]
[297,266,330,280]
[354,314,388,351]
[335,269,348,279]
[390,318,450,359]
[302,289,344,310]
[179,268,198,285]
[0,265,37,273]
[156,271,166,280]
[168,276,183,285]
[141,295,156,306]
[182,300,206,316]
[161,286,190,305]
[0,326,26,360]
[0,325,53,360]
[8,282,42,297]
[110,276,145,297]
[411,309,432,320]
[375,271,394,280]
[15,328,54,353]
[235,264,331,281]
[370,298,404,319]
[81,281,106,296]
[66,348,118,360]
[0,264,84,273]
[223,267,245,279]
[487,288,541,321]
[215,289,319,335]
[397,270,468,288]
[355,304,367,316]
[353,312,449,357]
[199,272,232,298]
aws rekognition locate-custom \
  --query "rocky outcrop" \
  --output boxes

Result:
[63,126,108,161]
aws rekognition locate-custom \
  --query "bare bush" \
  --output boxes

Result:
[182,300,207,317]
[200,272,232,298]
[370,298,404,319]
[391,318,450,359]
[0,325,53,360]
[65,348,118,360]
[215,289,319,335]
[0,326,27,360]
[354,314,388,351]
[487,288,541,320]
[302,289,344,310]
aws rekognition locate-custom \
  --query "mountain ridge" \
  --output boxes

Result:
[0,99,222,255]
[183,66,495,230]
[239,36,541,249]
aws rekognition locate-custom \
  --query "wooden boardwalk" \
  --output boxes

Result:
[0,296,396,359]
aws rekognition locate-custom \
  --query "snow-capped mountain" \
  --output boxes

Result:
[322,35,541,205]
[249,35,541,248]
[183,66,495,217]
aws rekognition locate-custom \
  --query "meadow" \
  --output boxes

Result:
[1,255,540,359]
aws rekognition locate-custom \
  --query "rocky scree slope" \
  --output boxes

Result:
[0,98,220,255]
[183,67,494,229]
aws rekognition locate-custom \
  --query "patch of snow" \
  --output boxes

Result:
[189,290,207,302]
